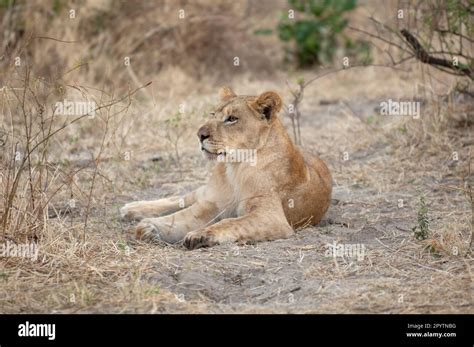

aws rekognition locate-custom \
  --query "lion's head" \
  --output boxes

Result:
[197,87,283,161]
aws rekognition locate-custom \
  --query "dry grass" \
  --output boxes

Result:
[0,0,472,313]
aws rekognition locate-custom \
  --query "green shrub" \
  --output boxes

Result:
[412,196,429,240]
[276,0,371,67]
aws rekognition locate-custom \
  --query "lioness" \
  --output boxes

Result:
[121,87,332,249]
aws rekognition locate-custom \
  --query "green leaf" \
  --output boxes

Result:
[254,28,273,36]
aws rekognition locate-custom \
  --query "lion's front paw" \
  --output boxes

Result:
[120,202,144,221]
[183,230,218,250]
[120,203,137,221]
[128,219,163,242]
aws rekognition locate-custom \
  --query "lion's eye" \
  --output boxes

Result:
[224,115,238,124]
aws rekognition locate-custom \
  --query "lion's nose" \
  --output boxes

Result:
[197,126,211,142]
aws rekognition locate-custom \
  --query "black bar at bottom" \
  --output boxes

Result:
[0,314,471,346]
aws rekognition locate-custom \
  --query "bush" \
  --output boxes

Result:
[277,0,371,67]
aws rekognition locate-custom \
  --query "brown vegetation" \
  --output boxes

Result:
[0,0,472,313]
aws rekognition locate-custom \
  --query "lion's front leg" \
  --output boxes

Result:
[183,199,294,250]
[130,199,220,243]
[120,189,199,221]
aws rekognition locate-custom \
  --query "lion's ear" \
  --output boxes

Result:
[251,91,282,120]
[219,86,236,101]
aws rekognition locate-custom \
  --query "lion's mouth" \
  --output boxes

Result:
[201,147,225,160]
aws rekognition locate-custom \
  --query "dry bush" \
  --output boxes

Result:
[0,0,281,91]
[0,61,148,243]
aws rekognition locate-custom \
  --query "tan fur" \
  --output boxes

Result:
[121,87,332,249]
